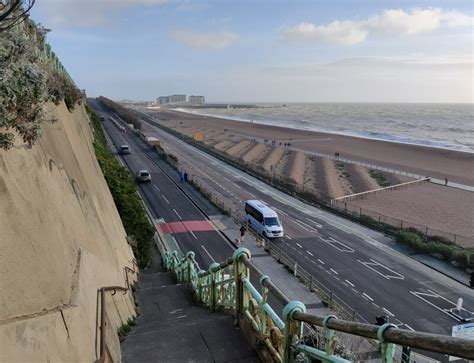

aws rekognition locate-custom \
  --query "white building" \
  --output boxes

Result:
[189,95,205,105]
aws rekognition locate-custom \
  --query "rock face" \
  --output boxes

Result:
[0,102,136,362]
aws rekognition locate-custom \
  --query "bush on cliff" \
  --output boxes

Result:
[87,106,153,268]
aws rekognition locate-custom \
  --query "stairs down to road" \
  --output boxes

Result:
[121,246,259,362]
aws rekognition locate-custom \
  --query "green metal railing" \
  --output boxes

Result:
[163,247,474,363]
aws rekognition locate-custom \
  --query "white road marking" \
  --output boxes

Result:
[294,220,310,232]
[285,235,292,240]
[345,279,355,287]
[201,245,215,261]
[357,259,405,280]
[162,194,170,204]
[306,251,313,256]
[403,324,415,331]
[273,207,289,217]
[223,177,231,182]
[317,259,325,265]
[330,268,339,275]
[305,217,323,228]
[173,208,183,220]
[189,230,198,240]
[233,183,242,189]
[362,293,374,301]
[153,184,161,192]
[318,236,355,253]
[295,219,318,232]
[382,308,395,317]
[296,243,303,248]
[311,260,317,264]
[410,290,473,322]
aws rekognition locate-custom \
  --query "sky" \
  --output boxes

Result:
[30,0,473,103]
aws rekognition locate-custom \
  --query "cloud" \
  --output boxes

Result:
[40,0,169,27]
[172,30,237,49]
[282,8,472,45]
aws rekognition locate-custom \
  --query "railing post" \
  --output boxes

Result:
[282,301,306,363]
[323,315,337,355]
[208,262,220,312]
[197,270,206,303]
[259,276,270,338]
[233,248,251,317]
[378,323,397,363]
[186,251,195,284]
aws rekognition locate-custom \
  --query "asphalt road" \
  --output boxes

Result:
[134,109,474,339]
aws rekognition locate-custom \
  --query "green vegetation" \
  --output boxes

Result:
[0,15,82,150]
[396,231,474,269]
[87,106,153,268]
[97,96,143,130]
[369,169,390,187]
[118,318,136,339]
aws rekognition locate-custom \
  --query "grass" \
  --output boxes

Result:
[87,105,154,269]
[369,169,390,187]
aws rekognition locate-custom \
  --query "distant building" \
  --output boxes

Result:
[189,95,205,105]
[156,94,186,105]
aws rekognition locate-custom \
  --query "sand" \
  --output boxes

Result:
[156,108,474,185]
[351,183,474,247]
[288,150,306,185]
[242,143,267,163]
[262,146,285,172]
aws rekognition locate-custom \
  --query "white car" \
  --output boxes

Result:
[136,170,152,183]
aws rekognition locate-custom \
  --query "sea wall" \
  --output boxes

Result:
[0,101,136,362]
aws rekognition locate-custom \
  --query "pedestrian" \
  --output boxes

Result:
[445,177,448,186]
[239,224,247,244]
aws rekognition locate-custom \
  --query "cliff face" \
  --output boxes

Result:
[0,101,136,362]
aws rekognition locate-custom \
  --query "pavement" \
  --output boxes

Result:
[121,244,259,363]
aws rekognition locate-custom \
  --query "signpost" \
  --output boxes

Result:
[450,322,474,361]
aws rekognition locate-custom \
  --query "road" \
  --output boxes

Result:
[134,109,474,339]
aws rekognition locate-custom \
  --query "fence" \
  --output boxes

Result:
[161,246,474,362]
[332,200,473,247]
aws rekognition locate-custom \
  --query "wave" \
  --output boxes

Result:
[175,108,474,153]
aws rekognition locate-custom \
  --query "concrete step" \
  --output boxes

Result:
[122,314,259,363]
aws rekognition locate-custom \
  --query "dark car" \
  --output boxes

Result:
[119,145,130,155]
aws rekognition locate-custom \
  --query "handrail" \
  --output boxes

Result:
[163,247,474,362]
[96,262,137,363]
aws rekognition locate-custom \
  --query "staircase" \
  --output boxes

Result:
[121,246,259,362]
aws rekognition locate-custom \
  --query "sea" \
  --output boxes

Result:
[177,103,474,153]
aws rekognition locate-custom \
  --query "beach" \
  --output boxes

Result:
[148,107,474,244]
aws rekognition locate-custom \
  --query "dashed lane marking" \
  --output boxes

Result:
[330,268,339,275]
[382,308,395,317]
[201,245,215,261]
[173,208,183,220]
[285,235,292,240]
[162,194,170,204]
[317,259,325,265]
[345,279,355,287]
[153,184,161,192]
[362,293,373,301]
[296,243,302,248]
[306,251,313,256]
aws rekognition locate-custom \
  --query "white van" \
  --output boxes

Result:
[245,200,284,238]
